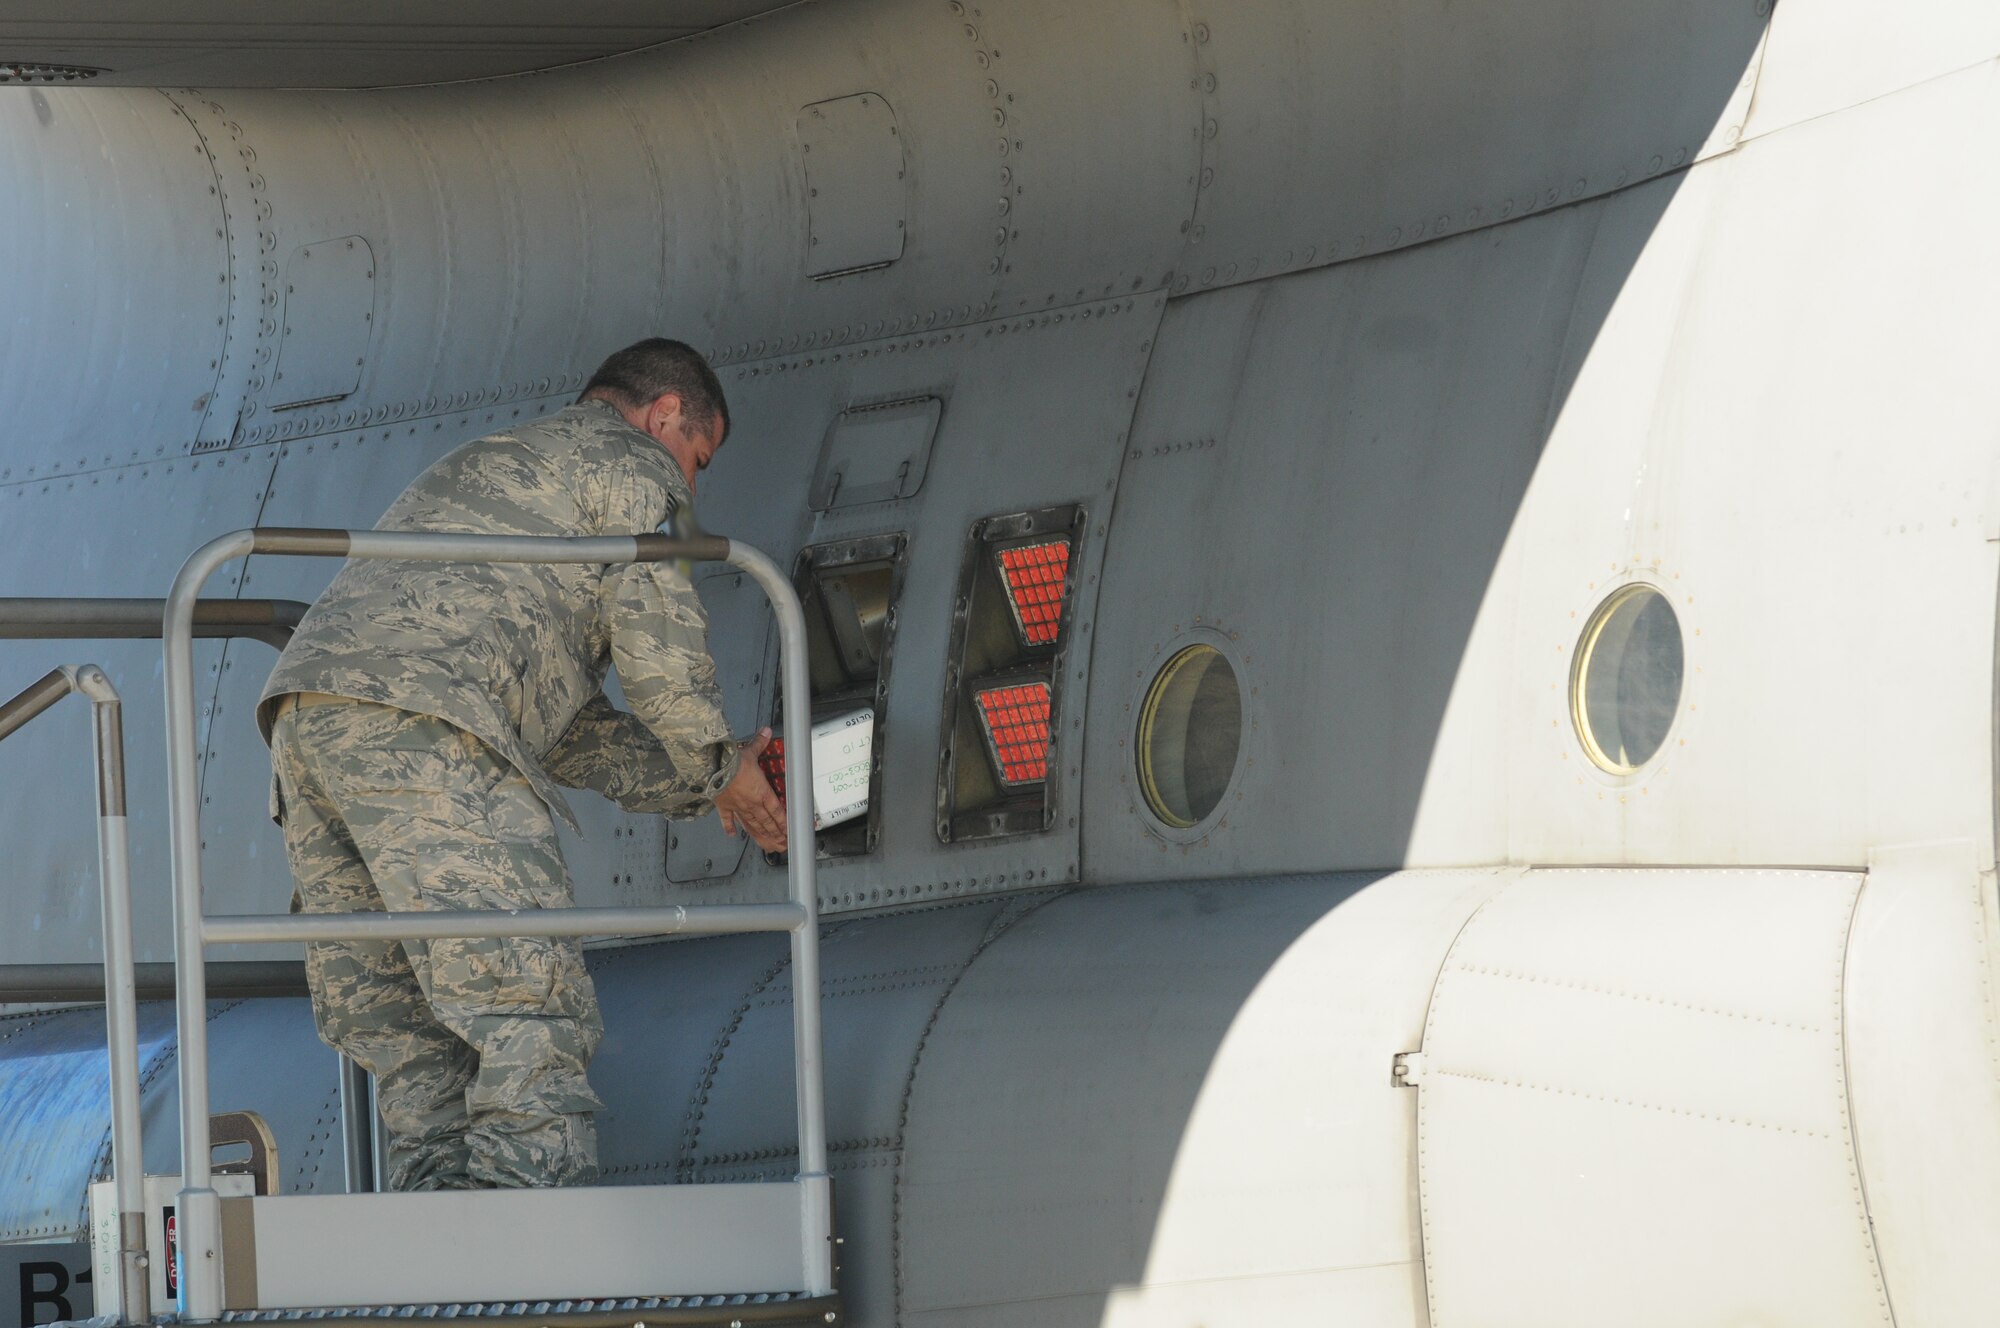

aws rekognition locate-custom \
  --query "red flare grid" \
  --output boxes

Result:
[758,737,787,802]
[976,682,1052,784]
[997,539,1071,646]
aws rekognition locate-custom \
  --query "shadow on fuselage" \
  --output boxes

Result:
[0,13,1769,1326]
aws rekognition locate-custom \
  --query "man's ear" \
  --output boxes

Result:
[649,391,684,435]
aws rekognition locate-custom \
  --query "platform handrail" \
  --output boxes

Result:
[0,960,308,1002]
[0,593,380,1195]
[163,527,828,1321]
[0,596,314,1002]
[0,664,149,1321]
[0,596,307,1001]
[0,596,309,650]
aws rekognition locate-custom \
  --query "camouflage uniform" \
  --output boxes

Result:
[258,400,739,1190]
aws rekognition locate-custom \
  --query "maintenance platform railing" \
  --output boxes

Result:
[0,596,379,1197]
[0,596,308,650]
[0,662,148,1319]
[152,528,832,1320]
[133,526,831,1322]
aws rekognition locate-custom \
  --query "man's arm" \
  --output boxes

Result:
[543,691,710,815]
[605,561,788,849]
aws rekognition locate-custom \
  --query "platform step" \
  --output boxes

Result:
[201,1292,840,1327]
[51,1297,840,1328]
[211,1183,827,1310]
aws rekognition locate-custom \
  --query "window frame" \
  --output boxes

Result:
[772,531,909,858]
[934,504,1085,843]
[1568,581,1685,776]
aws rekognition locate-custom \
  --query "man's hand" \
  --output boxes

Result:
[715,728,788,853]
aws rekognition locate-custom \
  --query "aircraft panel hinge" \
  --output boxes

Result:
[1391,1050,1426,1088]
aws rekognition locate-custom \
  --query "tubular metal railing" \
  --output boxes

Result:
[162,527,829,1320]
[0,596,312,1006]
[0,596,308,650]
[0,664,149,1321]
[0,594,363,1196]
[0,961,307,1002]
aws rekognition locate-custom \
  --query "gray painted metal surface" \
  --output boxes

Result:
[799,95,908,280]
[0,996,365,1241]
[2,2,1999,1326]
[0,447,275,966]
[809,399,940,512]
[269,238,374,412]
[1086,182,1659,876]
[0,1002,177,1243]
[0,0,1768,477]
[0,3,808,88]
[662,570,764,885]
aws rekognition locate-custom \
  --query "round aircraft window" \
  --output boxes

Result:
[1138,644,1243,829]
[1571,585,1684,773]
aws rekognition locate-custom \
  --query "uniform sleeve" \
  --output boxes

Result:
[543,691,719,815]
[603,559,742,815]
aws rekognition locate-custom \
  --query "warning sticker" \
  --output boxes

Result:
[811,709,874,829]
[163,1208,178,1302]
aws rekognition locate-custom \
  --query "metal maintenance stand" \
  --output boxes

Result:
[155,527,835,1325]
[0,664,149,1320]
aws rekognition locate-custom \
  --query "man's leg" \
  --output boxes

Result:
[318,706,604,1187]
[273,703,477,1190]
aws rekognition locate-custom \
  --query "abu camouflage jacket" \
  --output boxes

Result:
[257,399,739,829]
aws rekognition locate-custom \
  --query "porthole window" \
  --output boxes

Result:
[1571,584,1684,773]
[1138,644,1243,829]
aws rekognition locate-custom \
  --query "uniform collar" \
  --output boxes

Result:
[568,399,697,513]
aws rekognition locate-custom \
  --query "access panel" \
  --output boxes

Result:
[679,291,1166,916]
[797,94,907,279]
[270,236,375,410]
[1413,868,1889,1326]
[808,397,939,510]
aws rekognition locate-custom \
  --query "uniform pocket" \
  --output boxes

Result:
[426,935,559,1016]
[306,707,479,800]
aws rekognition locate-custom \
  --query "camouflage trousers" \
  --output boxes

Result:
[270,695,603,1190]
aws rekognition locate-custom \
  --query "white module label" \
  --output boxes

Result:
[811,708,874,829]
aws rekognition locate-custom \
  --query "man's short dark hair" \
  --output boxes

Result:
[579,338,731,441]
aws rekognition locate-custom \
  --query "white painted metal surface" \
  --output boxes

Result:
[1842,843,2000,1325]
[88,1174,255,1320]
[1417,869,1887,1326]
[1745,0,2000,140]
